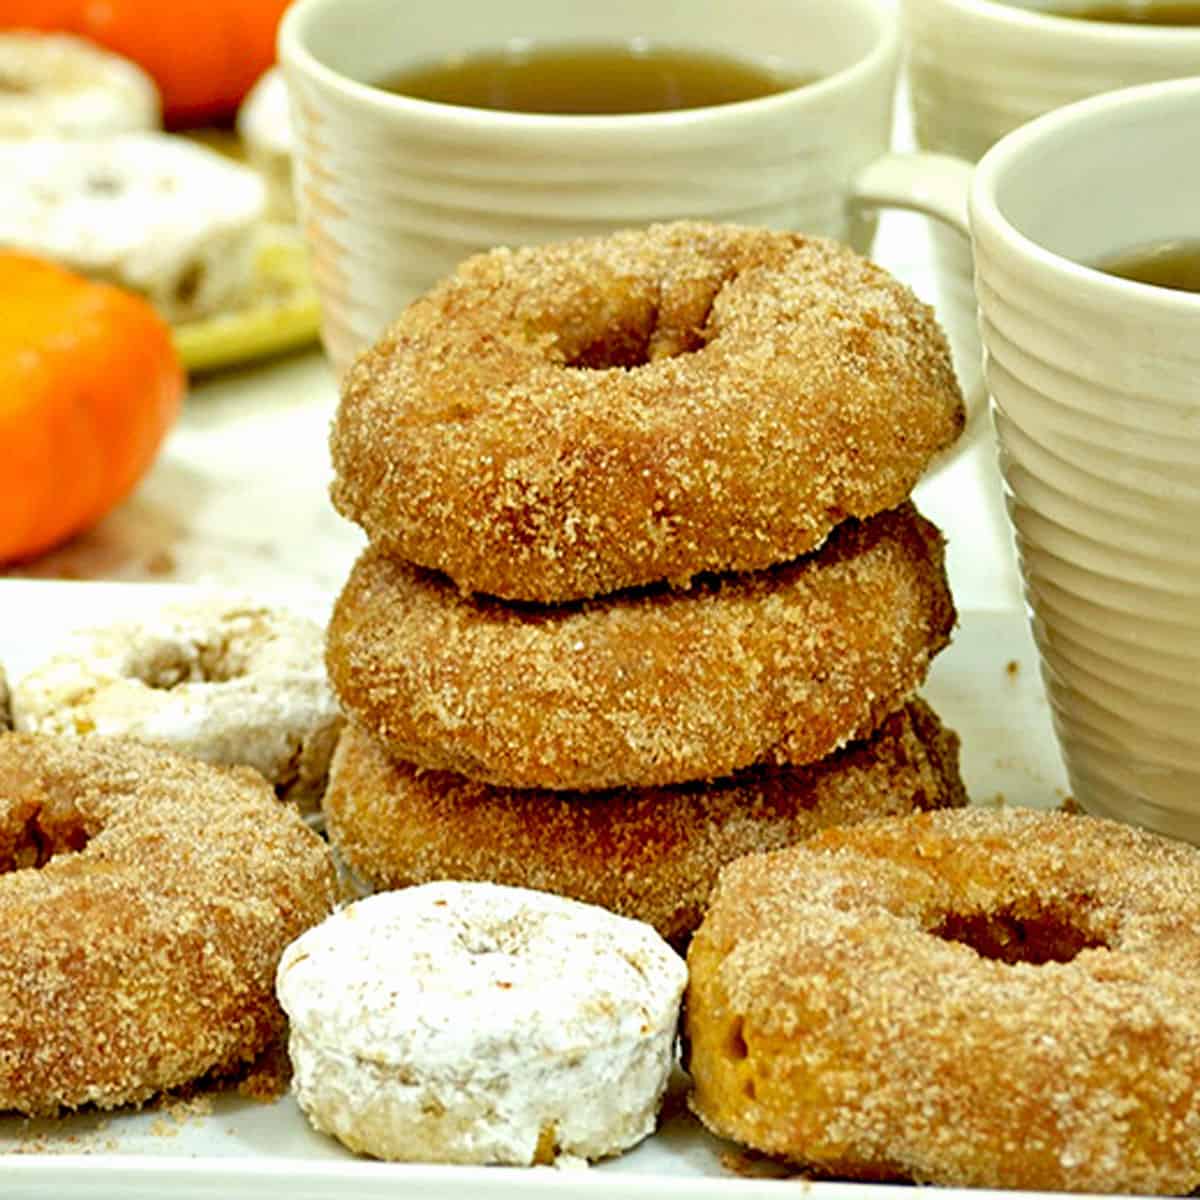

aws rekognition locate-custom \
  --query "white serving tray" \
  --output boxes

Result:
[0,581,1072,1198]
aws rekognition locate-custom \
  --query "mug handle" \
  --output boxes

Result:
[850,152,973,238]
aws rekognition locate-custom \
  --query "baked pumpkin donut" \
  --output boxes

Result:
[331,221,964,602]
[0,731,337,1116]
[685,806,1200,1194]
[323,700,965,944]
[326,503,955,792]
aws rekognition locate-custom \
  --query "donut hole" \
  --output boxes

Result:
[932,902,1106,966]
[0,801,90,872]
[128,638,246,690]
[564,309,709,370]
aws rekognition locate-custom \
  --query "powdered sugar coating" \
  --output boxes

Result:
[686,806,1200,1194]
[276,882,687,1164]
[0,33,159,138]
[12,599,342,811]
[0,133,265,322]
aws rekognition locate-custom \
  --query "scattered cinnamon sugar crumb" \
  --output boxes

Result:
[1005,659,1019,677]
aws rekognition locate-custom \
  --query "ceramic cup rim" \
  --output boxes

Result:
[970,75,1200,317]
[909,0,1200,46]
[278,0,900,135]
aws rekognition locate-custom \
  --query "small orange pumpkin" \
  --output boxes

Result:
[0,0,291,127]
[0,252,183,564]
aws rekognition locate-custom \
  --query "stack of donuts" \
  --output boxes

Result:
[321,220,968,944]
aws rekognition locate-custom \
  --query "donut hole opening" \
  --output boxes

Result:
[932,903,1106,966]
[565,312,709,370]
[128,638,247,690]
[1,803,90,872]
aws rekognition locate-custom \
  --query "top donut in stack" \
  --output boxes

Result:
[322,221,966,938]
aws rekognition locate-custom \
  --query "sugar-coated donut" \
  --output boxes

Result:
[0,731,337,1116]
[276,881,687,1165]
[326,503,954,792]
[685,806,1200,1194]
[12,599,343,811]
[323,700,966,944]
[331,220,964,602]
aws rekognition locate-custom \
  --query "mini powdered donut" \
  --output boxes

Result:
[0,33,160,138]
[326,503,955,792]
[331,220,965,603]
[323,700,966,944]
[0,731,337,1116]
[276,881,687,1165]
[685,806,1200,1195]
[0,133,266,323]
[12,599,343,811]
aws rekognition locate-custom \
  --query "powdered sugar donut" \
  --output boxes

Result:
[0,132,266,322]
[0,33,160,138]
[11,599,342,811]
[276,882,687,1165]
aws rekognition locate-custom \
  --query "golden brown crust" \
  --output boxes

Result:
[323,700,966,946]
[331,221,965,603]
[0,731,338,1116]
[326,503,956,792]
[685,806,1200,1194]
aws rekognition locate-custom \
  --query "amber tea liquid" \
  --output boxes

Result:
[1093,239,1200,294]
[375,42,810,114]
[1041,1,1200,24]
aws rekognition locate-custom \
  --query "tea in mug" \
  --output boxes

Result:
[375,42,810,115]
[1094,239,1200,293]
[1041,1,1200,24]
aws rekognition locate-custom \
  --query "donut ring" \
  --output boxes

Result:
[326,503,955,792]
[331,221,965,602]
[685,806,1200,1194]
[323,700,966,944]
[276,881,687,1165]
[0,731,336,1116]
[12,599,343,811]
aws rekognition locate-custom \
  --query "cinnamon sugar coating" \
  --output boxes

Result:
[0,732,337,1116]
[323,700,965,945]
[331,220,965,603]
[686,806,1200,1194]
[325,503,956,792]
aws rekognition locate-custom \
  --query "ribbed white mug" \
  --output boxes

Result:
[280,0,969,384]
[970,78,1200,841]
[902,0,1200,440]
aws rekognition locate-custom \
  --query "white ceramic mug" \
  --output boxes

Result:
[969,77,1200,842]
[902,0,1200,439]
[279,0,969,381]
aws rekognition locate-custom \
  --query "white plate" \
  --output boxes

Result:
[0,582,1070,1198]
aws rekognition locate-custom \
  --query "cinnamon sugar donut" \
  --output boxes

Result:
[0,731,337,1116]
[12,599,343,811]
[323,700,965,944]
[276,881,687,1165]
[331,220,965,603]
[685,806,1200,1194]
[326,503,955,792]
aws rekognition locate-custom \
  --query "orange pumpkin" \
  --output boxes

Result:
[0,0,291,127]
[0,253,184,564]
